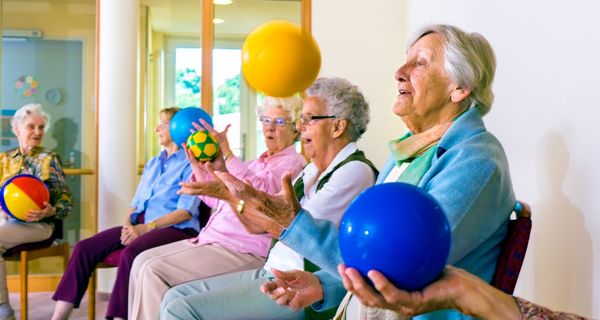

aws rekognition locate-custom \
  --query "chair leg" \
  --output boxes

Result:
[88,270,96,320]
[19,252,28,320]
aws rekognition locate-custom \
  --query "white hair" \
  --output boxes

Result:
[255,96,303,123]
[306,77,370,141]
[408,24,497,115]
[11,103,51,134]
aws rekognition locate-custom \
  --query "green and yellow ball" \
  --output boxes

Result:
[186,130,219,162]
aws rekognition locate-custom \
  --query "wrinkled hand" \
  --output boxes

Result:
[196,119,232,157]
[338,265,491,318]
[261,268,324,311]
[25,202,56,222]
[120,224,149,246]
[178,162,235,202]
[215,171,300,227]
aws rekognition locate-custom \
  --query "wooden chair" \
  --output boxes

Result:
[491,201,532,294]
[2,220,70,320]
[87,201,211,320]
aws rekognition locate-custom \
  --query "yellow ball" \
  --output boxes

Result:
[242,20,321,97]
[186,130,220,162]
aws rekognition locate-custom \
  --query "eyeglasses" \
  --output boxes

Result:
[259,116,291,127]
[299,114,336,125]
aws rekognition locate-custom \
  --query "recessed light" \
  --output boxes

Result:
[213,18,225,24]
[214,0,233,5]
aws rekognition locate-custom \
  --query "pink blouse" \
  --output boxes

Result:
[190,144,305,257]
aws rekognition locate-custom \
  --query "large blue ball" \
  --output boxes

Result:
[339,183,451,291]
[169,107,213,147]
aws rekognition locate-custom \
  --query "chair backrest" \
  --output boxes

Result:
[491,201,532,294]
[198,200,211,229]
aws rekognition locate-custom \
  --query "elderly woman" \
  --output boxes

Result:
[127,96,308,319]
[0,103,72,320]
[51,107,202,320]
[222,24,515,320]
[156,77,378,320]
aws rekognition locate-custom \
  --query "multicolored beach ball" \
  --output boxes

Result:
[186,130,219,162]
[0,174,50,222]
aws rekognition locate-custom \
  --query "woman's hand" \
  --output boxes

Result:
[25,202,56,222]
[178,162,235,202]
[120,224,150,246]
[261,268,324,311]
[196,119,232,157]
[215,170,301,228]
[338,264,520,319]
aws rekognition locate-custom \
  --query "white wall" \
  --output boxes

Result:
[313,0,600,317]
[312,0,407,168]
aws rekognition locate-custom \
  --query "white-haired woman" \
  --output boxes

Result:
[218,24,515,320]
[157,77,378,320]
[127,96,307,319]
[0,103,72,320]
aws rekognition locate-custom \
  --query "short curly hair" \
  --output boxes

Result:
[255,96,303,124]
[11,103,51,134]
[306,77,370,141]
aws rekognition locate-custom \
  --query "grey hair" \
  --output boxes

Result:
[306,77,370,141]
[11,103,51,133]
[256,96,303,123]
[408,24,496,115]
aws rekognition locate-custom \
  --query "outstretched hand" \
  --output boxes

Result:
[215,170,300,228]
[195,119,233,158]
[261,268,324,311]
[178,162,235,203]
[338,264,518,319]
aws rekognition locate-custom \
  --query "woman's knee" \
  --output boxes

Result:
[162,286,187,308]
[161,296,201,320]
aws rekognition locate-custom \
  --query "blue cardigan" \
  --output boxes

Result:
[279,107,516,319]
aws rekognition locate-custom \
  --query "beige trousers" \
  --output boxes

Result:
[128,240,265,320]
[0,220,53,304]
[334,292,408,320]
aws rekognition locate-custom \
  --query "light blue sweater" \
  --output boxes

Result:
[279,107,516,319]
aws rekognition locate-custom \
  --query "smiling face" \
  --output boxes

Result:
[15,114,46,152]
[261,106,298,155]
[393,33,462,133]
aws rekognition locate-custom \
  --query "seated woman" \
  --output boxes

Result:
[218,24,515,320]
[127,96,307,319]
[0,103,72,320]
[157,77,378,320]
[51,107,201,320]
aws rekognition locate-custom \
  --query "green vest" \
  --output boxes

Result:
[292,150,378,320]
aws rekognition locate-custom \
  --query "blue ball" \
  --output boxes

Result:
[339,183,451,291]
[169,107,213,147]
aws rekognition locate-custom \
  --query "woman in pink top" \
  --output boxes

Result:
[128,96,306,320]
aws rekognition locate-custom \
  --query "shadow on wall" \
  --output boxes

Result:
[533,130,593,316]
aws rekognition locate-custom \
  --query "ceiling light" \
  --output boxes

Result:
[213,18,225,24]
[213,0,233,5]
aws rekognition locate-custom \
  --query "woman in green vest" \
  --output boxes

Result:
[161,77,379,320]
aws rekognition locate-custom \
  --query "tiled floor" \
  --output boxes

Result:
[8,291,108,320]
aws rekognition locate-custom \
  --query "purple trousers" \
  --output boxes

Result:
[52,223,197,319]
